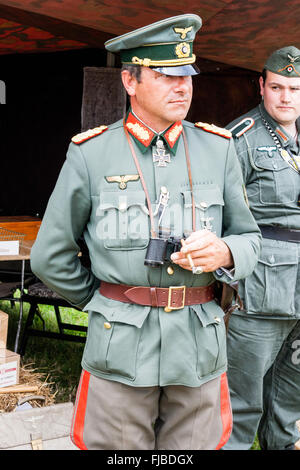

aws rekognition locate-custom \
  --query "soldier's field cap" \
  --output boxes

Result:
[264,46,300,77]
[104,14,202,76]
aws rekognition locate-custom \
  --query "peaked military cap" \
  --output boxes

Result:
[104,14,202,76]
[264,46,300,77]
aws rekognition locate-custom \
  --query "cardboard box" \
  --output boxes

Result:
[0,349,20,388]
[0,240,19,256]
[0,311,8,349]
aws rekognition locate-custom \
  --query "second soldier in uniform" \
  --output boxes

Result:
[224,46,300,450]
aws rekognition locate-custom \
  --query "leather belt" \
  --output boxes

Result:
[259,225,300,243]
[99,281,216,312]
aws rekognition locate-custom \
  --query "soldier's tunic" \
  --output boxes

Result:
[224,102,300,450]
[30,112,260,447]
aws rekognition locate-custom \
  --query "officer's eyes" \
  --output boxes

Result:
[161,75,173,81]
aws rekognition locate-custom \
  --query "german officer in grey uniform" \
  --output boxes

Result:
[30,14,261,450]
[223,46,300,450]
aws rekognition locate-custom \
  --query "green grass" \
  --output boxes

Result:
[251,436,261,450]
[2,296,87,403]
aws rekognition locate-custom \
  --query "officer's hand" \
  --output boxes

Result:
[170,230,233,273]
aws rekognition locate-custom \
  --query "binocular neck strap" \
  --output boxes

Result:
[123,121,196,237]
[182,129,196,233]
[124,120,157,238]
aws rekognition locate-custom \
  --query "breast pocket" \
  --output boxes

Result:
[96,190,150,250]
[255,155,296,204]
[243,241,298,316]
[182,186,224,236]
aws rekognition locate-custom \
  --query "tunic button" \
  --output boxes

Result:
[214,316,221,324]
[104,322,111,329]
[167,266,174,275]
[119,202,127,211]
[200,202,208,209]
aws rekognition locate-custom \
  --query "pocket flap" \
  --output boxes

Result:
[99,190,148,213]
[190,301,224,327]
[259,244,298,267]
[182,186,224,209]
[84,289,150,327]
[255,156,289,171]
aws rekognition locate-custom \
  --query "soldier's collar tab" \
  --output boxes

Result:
[259,102,289,143]
[125,110,155,153]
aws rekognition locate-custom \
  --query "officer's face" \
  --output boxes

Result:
[123,67,193,132]
[260,71,300,126]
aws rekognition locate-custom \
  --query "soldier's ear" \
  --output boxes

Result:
[121,70,138,97]
[259,76,265,98]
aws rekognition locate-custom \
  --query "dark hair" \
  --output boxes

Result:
[121,64,142,83]
[261,68,267,84]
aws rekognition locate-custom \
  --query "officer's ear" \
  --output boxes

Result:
[121,69,138,97]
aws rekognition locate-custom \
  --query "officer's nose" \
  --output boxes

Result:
[173,76,191,93]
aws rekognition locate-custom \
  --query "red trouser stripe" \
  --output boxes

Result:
[215,372,233,450]
[70,370,90,450]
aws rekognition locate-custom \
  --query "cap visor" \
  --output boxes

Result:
[151,64,200,76]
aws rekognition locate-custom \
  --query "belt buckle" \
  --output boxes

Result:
[164,286,186,312]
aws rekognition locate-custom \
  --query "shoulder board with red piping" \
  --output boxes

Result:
[229,117,255,138]
[71,125,108,144]
[194,122,232,139]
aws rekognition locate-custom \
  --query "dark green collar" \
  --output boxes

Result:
[125,109,183,155]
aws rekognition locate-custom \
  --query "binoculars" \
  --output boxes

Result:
[144,237,183,267]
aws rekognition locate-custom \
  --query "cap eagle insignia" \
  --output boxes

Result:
[287,54,300,63]
[173,26,193,39]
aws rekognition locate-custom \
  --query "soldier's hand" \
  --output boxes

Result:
[170,229,233,273]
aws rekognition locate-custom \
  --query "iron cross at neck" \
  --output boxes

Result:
[152,137,171,167]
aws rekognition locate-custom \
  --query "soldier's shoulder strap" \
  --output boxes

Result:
[194,122,232,139]
[71,125,108,144]
[229,117,255,138]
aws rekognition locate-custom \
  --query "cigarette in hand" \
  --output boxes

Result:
[181,239,194,269]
